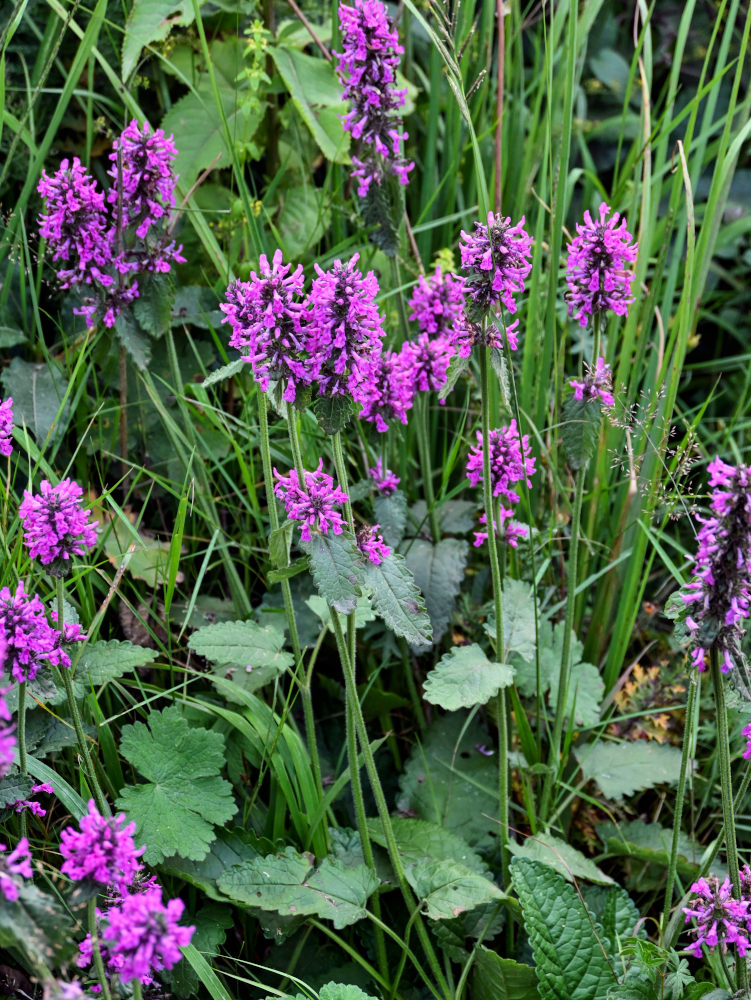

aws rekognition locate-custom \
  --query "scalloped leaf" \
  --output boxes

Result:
[574,741,683,800]
[302,530,363,614]
[423,644,515,710]
[373,489,408,547]
[507,833,614,885]
[361,551,432,645]
[71,639,157,698]
[404,537,468,648]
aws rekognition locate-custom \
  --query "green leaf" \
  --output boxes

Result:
[269,520,294,569]
[0,356,69,445]
[71,639,157,698]
[373,489,407,546]
[0,880,75,968]
[361,551,432,645]
[218,848,378,929]
[472,947,538,1000]
[188,619,292,669]
[133,273,176,338]
[507,833,614,885]
[360,175,401,257]
[319,986,379,1000]
[270,47,349,162]
[267,557,309,583]
[122,0,192,79]
[302,530,364,614]
[160,827,261,900]
[365,816,488,875]
[562,396,602,470]
[423,644,515,710]
[579,884,643,950]
[489,345,512,413]
[574,741,683,800]
[410,859,504,920]
[307,594,375,630]
[114,310,152,370]
[596,819,726,880]
[279,184,331,258]
[202,358,245,388]
[0,771,32,808]
[511,857,616,1000]
[438,351,471,401]
[485,577,537,660]
[116,706,237,864]
[171,286,224,330]
[0,325,26,347]
[314,394,355,435]
[404,537,468,647]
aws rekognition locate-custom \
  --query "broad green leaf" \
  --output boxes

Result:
[279,184,332,258]
[574,741,683,800]
[411,499,477,536]
[472,947,538,1000]
[0,881,75,968]
[580,884,643,950]
[121,0,192,79]
[269,520,294,569]
[438,351,470,401]
[589,48,631,96]
[485,577,537,660]
[0,771,32,808]
[160,828,261,901]
[302,530,363,614]
[201,358,245,387]
[101,517,179,587]
[314,394,355,435]
[361,551,432,645]
[0,356,69,445]
[397,713,499,849]
[373,489,407,546]
[133,273,176,338]
[71,639,157,698]
[596,819,726,880]
[114,311,152,370]
[218,848,378,929]
[507,833,614,885]
[116,706,237,864]
[306,594,375,630]
[188,620,292,669]
[562,396,602,470]
[360,174,401,256]
[0,325,26,347]
[365,816,488,875]
[167,903,234,999]
[319,987,379,1000]
[404,537,468,647]
[171,286,224,330]
[511,857,616,1000]
[270,47,349,162]
[410,859,504,919]
[423,643,515,710]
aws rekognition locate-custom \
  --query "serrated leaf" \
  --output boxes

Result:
[574,741,683,800]
[122,0,192,79]
[188,620,291,668]
[0,771,32,808]
[409,859,504,920]
[507,833,614,885]
[133,273,176,337]
[306,594,375,630]
[218,848,378,929]
[0,880,75,967]
[268,520,294,569]
[319,986,379,1000]
[423,644,515,710]
[562,396,602,470]
[116,706,237,864]
[114,311,152,370]
[404,537,468,647]
[438,351,471,401]
[314,394,355,434]
[361,551,432,645]
[101,516,179,587]
[472,947,538,1000]
[267,557,309,583]
[596,819,726,880]
[270,47,349,162]
[489,345,512,412]
[485,577,537,660]
[410,499,477,536]
[0,356,69,445]
[511,857,616,1000]
[202,358,246,387]
[373,490,407,546]
[365,816,488,875]
[580,884,643,950]
[0,325,26,347]
[160,827,261,901]
[302,530,363,614]
[71,639,157,698]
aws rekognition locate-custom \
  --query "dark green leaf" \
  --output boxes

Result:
[133,273,176,338]
[269,520,294,569]
[423,644,515,710]
[361,551,432,645]
[122,0,192,79]
[270,47,349,161]
[0,880,74,968]
[302,530,364,614]
[485,577,537,660]
[114,311,152,370]
[508,834,614,885]
[360,174,402,256]
[438,351,471,401]
[365,816,488,875]
[0,771,32,808]
[71,639,157,698]
[574,741,683,800]
[314,394,355,434]
[472,947,538,1000]
[562,396,602,470]
[373,490,408,546]
[202,358,245,388]
[403,537,468,647]
[410,859,504,919]
[0,356,69,445]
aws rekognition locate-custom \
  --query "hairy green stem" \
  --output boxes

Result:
[416,395,441,541]
[17,681,28,840]
[89,896,113,1000]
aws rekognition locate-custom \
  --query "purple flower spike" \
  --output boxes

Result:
[0,837,32,902]
[398,333,455,401]
[221,250,310,402]
[459,213,533,317]
[682,458,751,673]
[0,581,74,682]
[569,357,615,407]
[273,461,349,542]
[304,254,386,402]
[19,478,98,575]
[466,421,536,505]
[108,120,179,239]
[335,0,414,196]
[101,886,194,983]
[683,876,751,957]
[359,349,414,433]
[408,267,467,339]
[0,397,13,457]
[60,799,145,889]
[357,524,390,564]
[368,459,400,494]
[566,202,638,327]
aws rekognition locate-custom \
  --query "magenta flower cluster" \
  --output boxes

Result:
[357,524,390,564]
[0,837,32,902]
[368,459,400,494]
[683,875,751,957]
[0,580,81,683]
[274,461,349,543]
[0,397,13,457]
[459,212,533,318]
[359,348,413,433]
[335,0,414,196]
[408,266,467,339]
[466,421,536,549]
[566,202,638,328]
[60,799,145,889]
[682,458,751,672]
[19,478,98,575]
[37,120,184,329]
[569,357,615,407]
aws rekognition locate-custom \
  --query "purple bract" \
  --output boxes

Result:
[566,202,638,327]
[398,333,455,400]
[0,397,13,457]
[569,357,615,407]
[0,837,32,902]
[459,213,533,317]
[473,510,529,549]
[19,478,98,575]
[466,421,536,506]
[0,683,15,780]
[273,461,349,542]
[60,799,145,889]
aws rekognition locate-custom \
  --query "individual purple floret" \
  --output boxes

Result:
[60,799,145,890]
[459,213,533,317]
[304,254,386,402]
[473,510,529,549]
[359,349,414,433]
[0,684,15,780]
[466,421,536,505]
[12,781,54,819]
[683,876,751,957]
[101,885,194,983]
[0,581,74,682]
[18,478,98,575]
[682,458,751,673]
[743,720,751,759]
[569,357,615,407]
[0,837,32,902]
[273,461,349,542]
[335,0,414,196]
[357,524,390,564]
[221,250,310,402]
[408,267,467,338]
[108,119,179,239]
[398,333,455,402]
[43,980,87,1000]
[0,397,13,457]
[566,202,638,328]
[368,459,400,494]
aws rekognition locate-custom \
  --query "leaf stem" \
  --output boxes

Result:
[89,896,113,1000]
[17,681,27,840]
